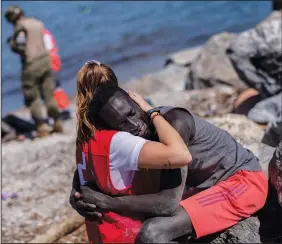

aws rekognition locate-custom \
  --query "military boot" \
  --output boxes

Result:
[53,119,64,133]
[37,123,51,137]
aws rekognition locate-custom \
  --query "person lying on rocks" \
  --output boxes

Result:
[227,11,281,127]
[70,61,268,243]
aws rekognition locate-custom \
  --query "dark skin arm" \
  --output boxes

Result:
[76,108,195,217]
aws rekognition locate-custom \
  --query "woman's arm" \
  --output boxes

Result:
[79,109,195,217]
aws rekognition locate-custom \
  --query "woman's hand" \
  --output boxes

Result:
[128,91,153,112]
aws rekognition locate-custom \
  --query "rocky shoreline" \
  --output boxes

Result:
[2,12,281,243]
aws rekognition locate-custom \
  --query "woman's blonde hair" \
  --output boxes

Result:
[76,61,118,143]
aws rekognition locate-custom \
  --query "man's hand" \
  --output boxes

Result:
[69,169,104,221]
[80,185,109,210]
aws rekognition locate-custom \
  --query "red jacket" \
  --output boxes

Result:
[43,29,61,72]
[76,130,144,243]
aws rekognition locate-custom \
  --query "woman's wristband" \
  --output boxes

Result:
[150,112,161,123]
[146,108,161,118]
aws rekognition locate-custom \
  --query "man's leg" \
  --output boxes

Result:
[137,170,268,243]
[22,70,49,137]
[180,170,268,239]
[39,63,63,133]
[135,206,193,243]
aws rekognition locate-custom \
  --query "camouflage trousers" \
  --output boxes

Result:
[21,55,60,126]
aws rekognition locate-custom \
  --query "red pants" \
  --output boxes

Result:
[180,170,268,239]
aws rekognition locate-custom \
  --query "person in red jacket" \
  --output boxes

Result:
[43,29,71,118]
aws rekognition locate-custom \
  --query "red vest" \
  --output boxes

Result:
[76,130,143,243]
[43,29,61,72]
[53,87,70,110]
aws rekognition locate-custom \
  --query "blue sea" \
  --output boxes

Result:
[1,1,272,114]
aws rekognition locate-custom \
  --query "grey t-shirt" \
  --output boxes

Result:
[160,106,262,189]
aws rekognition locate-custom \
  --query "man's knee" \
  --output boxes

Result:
[41,71,55,94]
[136,221,161,243]
[40,73,60,118]
[22,78,38,106]
[23,88,38,107]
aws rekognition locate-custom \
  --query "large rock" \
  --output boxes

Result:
[227,11,282,99]
[194,217,261,243]
[208,114,264,144]
[148,85,238,117]
[164,46,202,67]
[262,120,282,147]
[187,32,247,90]
[121,63,188,96]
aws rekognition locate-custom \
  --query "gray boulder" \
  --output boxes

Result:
[262,119,282,147]
[187,32,247,90]
[208,114,264,145]
[121,63,188,97]
[195,217,261,243]
[148,85,238,117]
[164,46,201,67]
[227,11,282,99]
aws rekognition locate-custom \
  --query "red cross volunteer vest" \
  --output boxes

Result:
[43,28,61,72]
[76,130,144,244]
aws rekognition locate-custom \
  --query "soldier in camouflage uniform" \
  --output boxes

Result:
[5,6,63,137]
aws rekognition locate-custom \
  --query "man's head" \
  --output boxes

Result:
[5,6,24,25]
[88,85,153,139]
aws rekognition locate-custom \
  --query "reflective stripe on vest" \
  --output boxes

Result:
[77,130,133,195]
[76,130,142,243]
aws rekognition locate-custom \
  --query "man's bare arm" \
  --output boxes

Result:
[80,108,195,217]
